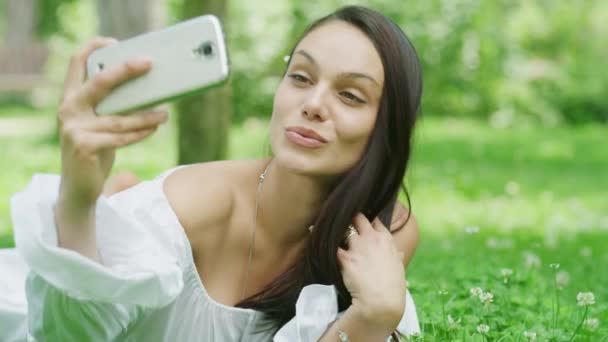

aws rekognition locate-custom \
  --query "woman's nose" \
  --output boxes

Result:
[302,85,329,121]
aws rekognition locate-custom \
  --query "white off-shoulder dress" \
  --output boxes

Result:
[0,166,420,341]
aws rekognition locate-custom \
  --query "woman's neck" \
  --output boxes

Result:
[255,157,333,248]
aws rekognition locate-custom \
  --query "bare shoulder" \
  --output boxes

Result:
[389,201,420,270]
[162,159,261,234]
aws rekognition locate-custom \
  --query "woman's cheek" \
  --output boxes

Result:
[334,115,374,144]
[334,123,375,162]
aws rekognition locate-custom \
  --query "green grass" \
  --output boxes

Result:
[405,118,608,340]
[0,105,606,340]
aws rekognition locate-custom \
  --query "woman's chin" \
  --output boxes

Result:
[272,151,351,183]
[272,149,320,174]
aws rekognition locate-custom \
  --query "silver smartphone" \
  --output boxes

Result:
[86,14,229,116]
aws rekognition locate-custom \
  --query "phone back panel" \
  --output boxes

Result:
[86,15,229,115]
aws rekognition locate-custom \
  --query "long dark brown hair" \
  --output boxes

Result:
[237,5,423,338]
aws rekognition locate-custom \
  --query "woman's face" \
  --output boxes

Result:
[269,20,384,178]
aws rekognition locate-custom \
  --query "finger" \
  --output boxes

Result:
[76,57,153,107]
[63,37,118,97]
[352,213,373,235]
[81,110,168,133]
[371,217,386,232]
[336,247,350,267]
[84,126,158,152]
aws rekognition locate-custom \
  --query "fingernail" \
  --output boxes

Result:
[157,111,169,121]
[126,59,152,71]
[133,57,152,67]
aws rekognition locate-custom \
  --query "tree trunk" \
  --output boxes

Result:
[4,0,37,44]
[175,0,231,164]
[96,0,165,39]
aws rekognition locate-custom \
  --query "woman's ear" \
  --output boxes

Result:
[376,193,398,229]
[389,200,410,232]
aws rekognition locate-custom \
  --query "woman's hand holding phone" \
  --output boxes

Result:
[57,37,167,208]
[54,37,168,259]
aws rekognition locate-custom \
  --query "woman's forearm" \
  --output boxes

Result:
[318,304,401,342]
[54,193,100,262]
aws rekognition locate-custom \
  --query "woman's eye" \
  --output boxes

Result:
[289,74,310,83]
[340,91,365,104]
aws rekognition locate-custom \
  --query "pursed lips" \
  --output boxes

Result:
[285,126,328,148]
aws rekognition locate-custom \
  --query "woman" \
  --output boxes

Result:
[3,5,422,341]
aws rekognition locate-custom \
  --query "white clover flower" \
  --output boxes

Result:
[477,324,490,334]
[523,331,537,340]
[501,268,513,283]
[600,216,608,230]
[577,292,596,306]
[584,318,599,331]
[479,291,494,305]
[441,240,454,250]
[505,181,520,195]
[549,263,560,270]
[523,252,541,268]
[580,247,592,258]
[503,238,514,248]
[470,287,483,297]
[447,315,461,330]
[485,237,514,249]
[556,271,570,287]
[465,226,480,234]
[486,237,499,249]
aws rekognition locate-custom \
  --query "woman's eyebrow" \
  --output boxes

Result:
[294,49,380,87]
[336,72,380,86]
[294,50,317,65]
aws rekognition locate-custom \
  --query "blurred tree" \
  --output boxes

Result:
[35,0,79,39]
[174,0,231,164]
[96,0,165,39]
[501,1,608,124]
[1,0,49,103]
[4,0,37,44]
[285,0,313,53]
[5,0,606,126]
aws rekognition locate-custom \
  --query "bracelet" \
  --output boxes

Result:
[338,329,350,342]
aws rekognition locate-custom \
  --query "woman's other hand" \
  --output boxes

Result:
[336,213,407,328]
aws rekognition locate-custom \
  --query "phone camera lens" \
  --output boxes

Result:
[194,41,214,58]
[202,43,213,56]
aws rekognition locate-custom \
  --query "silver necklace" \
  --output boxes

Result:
[240,162,268,300]
[240,161,315,300]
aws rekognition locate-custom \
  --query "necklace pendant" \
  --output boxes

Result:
[338,329,350,342]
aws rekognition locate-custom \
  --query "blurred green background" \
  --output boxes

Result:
[0,0,606,340]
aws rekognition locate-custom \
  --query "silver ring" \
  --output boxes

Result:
[344,224,358,242]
